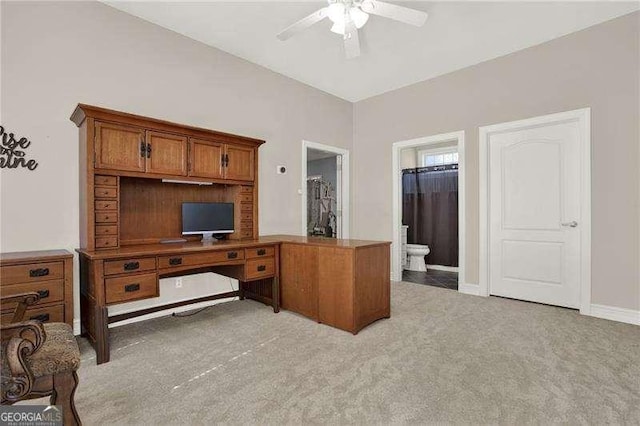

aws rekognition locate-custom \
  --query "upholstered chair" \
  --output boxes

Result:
[1,292,81,425]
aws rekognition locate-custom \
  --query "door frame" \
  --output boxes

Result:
[479,108,591,313]
[301,140,350,238]
[391,131,466,290]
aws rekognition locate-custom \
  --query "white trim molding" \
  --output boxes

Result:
[301,140,350,239]
[391,131,466,292]
[479,108,591,314]
[458,283,481,296]
[589,304,640,326]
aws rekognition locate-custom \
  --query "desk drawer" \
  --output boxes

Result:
[105,272,158,304]
[1,304,64,325]
[95,186,117,199]
[246,246,275,259]
[240,213,253,221]
[96,225,118,236]
[95,175,117,186]
[158,250,244,269]
[104,258,156,276]
[0,280,64,309]
[245,257,275,280]
[96,212,118,223]
[96,237,118,249]
[1,262,64,285]
[95,200,118,210]
[240,203,253,213]
[239,229,253,239]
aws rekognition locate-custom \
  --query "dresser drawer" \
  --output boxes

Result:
[0,280,64,309]
[95,186,117,199]
[104,257,156,276]
[96,212,118,223]
[96,237,118,249]
[246,246,275,259]
[239,194,253,203]
[245,257,275,280]
[105,272,158,305]
[240,203,253,213]
[1,304,64,325]
[240,213,253,222]
[95,200,118,210]
[1,262,64,285]
[239,229,253,239]
[95,175,117,186]
[158,250,244,269]
[96,225,118,236]
[240,186,253,193]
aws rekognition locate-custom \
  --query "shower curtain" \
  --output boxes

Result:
[402,166,458,267]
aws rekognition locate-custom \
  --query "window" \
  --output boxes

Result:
[421,150,458,167]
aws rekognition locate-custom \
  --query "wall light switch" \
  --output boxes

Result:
[176,278,183,288]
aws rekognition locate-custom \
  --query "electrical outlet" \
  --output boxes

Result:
[175,278,183,288]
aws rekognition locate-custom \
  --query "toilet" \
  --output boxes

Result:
[406,244,431,271]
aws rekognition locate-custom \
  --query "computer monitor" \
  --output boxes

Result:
[182,202,234,242]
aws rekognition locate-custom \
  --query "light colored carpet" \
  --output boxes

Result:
[24,281,640,424]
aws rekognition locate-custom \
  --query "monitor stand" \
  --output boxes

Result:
[201,233,225,243]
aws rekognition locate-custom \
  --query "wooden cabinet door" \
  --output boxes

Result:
[280,244,318,320]
[95,122,145,172]
[225,144,254,181]
[188,138,224,179]
[145,131,187,176]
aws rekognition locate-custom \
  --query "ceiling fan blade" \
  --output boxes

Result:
[344,16,361,59]
[277,7,329,41]
[360,0,428,27]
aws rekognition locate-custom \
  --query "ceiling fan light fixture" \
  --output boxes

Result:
[327,2,346,23]
[330,21,346,35]
[350,7,369,29]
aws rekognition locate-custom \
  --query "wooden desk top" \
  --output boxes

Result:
[0,249,73,265]
[77,236,390,260]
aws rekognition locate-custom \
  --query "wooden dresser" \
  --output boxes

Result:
[0,250,74,327]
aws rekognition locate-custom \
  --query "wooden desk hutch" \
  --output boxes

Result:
[72,105,279,364]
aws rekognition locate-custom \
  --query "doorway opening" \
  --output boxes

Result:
[392,131,466,292]
[302,141,350,239]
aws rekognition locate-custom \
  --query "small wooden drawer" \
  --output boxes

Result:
[104,257,156,276]
[246,246,275,259]
[96,212,118,223]
[96,225,118,236]
[240,203,253,213]
[1,262,64,285]
[240,186,253,193]
[96,237,118,249]
[1,304,64,325]
[95,186,117,198]
[95,175,117,186]
[240,229,253,239]
[245,257,275,280]
[105,272,158,305]
[239,194,253,203]
[240,213,253,221]
[0,280,65,308]
[95,200,117,210]
[241,220,253,229]
[158,250,245,269]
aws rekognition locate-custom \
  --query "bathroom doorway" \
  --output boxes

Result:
[391,131,467,292]
[302,140,350,239]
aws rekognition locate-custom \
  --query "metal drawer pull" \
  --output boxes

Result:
[124,283,140,292]
[124,261,140,271]
[29,268,50,277]
[37,289,50,299]
[257,265,266,272]
[30,313,50,322]
[561,221,578,228]
[169,257,183,266]
[227,252,238,259]
[257,249,266,256]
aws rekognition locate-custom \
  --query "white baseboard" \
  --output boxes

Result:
[588,304,640,326]
[73,319,81,336]
[427,264,459,273]
[458,283,481,296]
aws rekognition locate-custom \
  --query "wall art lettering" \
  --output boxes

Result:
[0,125,39,170]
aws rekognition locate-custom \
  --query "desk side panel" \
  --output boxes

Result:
[354,245,391,333]
[317,247,354,332]
[280,243,318,320]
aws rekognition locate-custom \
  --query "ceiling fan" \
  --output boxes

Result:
[276,0,428,59]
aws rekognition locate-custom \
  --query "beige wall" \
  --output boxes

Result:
[353,12,640,310]
[0,1,352,326]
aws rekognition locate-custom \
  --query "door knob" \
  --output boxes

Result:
[561,221,578,228]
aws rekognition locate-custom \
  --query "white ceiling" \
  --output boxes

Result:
[105,1,639,102]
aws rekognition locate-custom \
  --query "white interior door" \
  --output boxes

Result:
[488,121,582,308]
